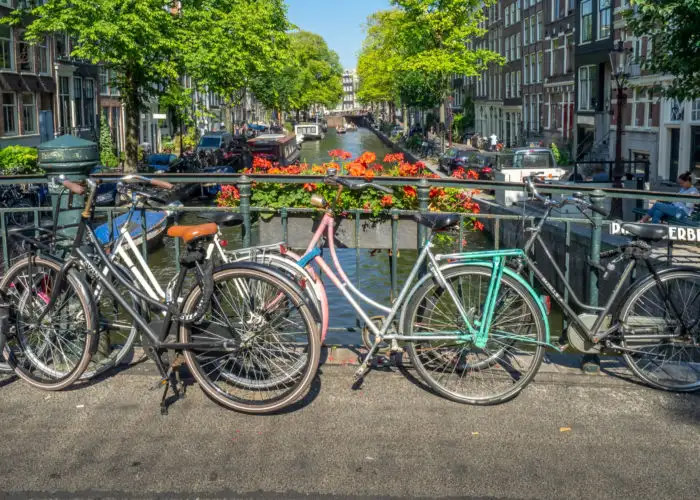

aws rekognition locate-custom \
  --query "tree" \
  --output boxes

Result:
[15,0,291,171]
[99,114,118,169]
[287,31,343,117]
[626,0,700,100]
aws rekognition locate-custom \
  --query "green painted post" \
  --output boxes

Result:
[38,135,99,239]
[588,189,605,306]
[416,178,430,250]
[584,189,605,373]
[238,175,252,248]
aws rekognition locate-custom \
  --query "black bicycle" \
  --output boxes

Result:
[0,175,320,414]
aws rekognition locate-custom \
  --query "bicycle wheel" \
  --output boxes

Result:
[8,199,32,227]
[617,270,700,391]
[403,266,546,405]
[82,264,143,379]
[0,255,97,390]
[181,263,320,414]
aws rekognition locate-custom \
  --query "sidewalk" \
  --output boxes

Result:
[0,364,697,499]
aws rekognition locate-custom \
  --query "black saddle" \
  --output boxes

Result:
[619,223,668,242]
[414,213,461,231]
[198,212,244,227]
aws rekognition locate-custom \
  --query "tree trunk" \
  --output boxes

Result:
[123,72,140,173]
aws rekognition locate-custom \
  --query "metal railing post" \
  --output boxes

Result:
[238,175,252,248]
[416,178,430,250]
[588,189,605,306]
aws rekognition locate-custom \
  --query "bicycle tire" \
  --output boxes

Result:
[617,270,700,392]
[181,263,320,414]
[403,266,546,405]
[0,255,97,390]
[81,264,143,379]
[8,199,32,227]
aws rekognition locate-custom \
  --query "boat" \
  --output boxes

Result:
[247,133,301,166]
[347,123,358,131]
[336,126,347,134]
[295,123,325,141]
[93,208,172,251]
[296,132,305,144]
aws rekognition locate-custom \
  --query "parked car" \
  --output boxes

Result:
[196,131,233,153]
[465,152,496,180]
[438,148,479,177]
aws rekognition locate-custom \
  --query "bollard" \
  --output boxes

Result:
[38,135,99,239]
[584,189,605,373]
[238,175,252,248]
[416,178,430,250]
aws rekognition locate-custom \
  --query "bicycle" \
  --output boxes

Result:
[0,175,321,414]
[252,169,700,405]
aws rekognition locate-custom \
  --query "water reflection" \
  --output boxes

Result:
[298,127,393,165]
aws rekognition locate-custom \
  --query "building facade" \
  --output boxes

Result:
[338,69,358,112]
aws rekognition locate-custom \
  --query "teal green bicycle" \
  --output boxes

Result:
[302,170,699,405]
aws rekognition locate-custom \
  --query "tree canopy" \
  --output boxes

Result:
[358,1,502,115]
[626,0,700,100]
[11,0,292,170]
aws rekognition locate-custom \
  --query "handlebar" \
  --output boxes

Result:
[325,169,393,194]
[523,174,609,217]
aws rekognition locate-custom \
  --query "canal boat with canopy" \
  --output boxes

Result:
[247,133,301,166]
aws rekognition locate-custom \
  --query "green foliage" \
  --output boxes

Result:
[550,142,561,164]
[0,146,39,174]
[626,0,700,100]
[174,129,199,154]
[99,114,119,169]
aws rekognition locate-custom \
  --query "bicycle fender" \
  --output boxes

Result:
[399,261,550,344]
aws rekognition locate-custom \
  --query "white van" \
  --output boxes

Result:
[493,148,570,205]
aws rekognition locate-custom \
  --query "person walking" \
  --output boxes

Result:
[490,132,498,152]
[640,172,699,223]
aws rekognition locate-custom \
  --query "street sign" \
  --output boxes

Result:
[153,113,167,120]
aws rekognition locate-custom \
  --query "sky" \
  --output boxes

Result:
[285,0,391,69]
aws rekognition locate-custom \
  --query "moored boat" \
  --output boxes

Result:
[336,126,347,134]
[295,123,325,141]
[247,133,301,166]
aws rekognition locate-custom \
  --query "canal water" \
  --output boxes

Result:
[148,128,493,344]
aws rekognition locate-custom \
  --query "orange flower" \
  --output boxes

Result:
[358,152,376,165]
[398,162,418,177]
[268,167,282,174]
[403,186,417,198]
[380,195,394,207]
[303,183,317,192]
[363,170,375,181]
[466,169,479,180]
[253,156,273,170]
[474,220,485,231]
[363,202,371,210]
[452,167,466,179]
[312,164,328,174]
[429,187,445,199]
[347,162,366,177]
[384,153,404,163]
[369,163,384,173]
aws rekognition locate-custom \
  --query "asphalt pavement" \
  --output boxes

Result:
[0,364,698,499]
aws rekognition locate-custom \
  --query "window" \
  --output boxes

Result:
[530,54,536,83]
[511,73,516,98]
[516,36,521,58]
[599,0,611,39]
[537,11,543,40]
[506,72,511,97]
[0,0,12,6]
[537,94,543,130]
[537,52,543,82]
[524,17,529,46]
[0,25,12,70]
[3,93,17,135]
[515,0,521,22]
[581,0,592,43]
[18,33,34,72]
[37,36,49,74]
[670,98,684,121]
[22,93,36,134]
[100,68,108,95]
[74,78,83,127]
[59,76,70,132]
[55,33,69,58]
[506,3,511,25]
[552,0,560,20]
[530,16,535,44]
[84,79,95,129]
[692,99,700,122]
[517,71,521,96]
[578,65,598,111]
[524,56,529,84]
[505,37,510,62]
[531,97,537,131]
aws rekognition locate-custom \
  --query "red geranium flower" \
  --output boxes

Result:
[380,195,394,207]
[303,183,317,192]
[347,162,366,177]
[474,220,485,231]
[429,187,445,199]
[398,162,418,177]
[403,186,417,198]
[358,152,376,166]
[384,153,404,163]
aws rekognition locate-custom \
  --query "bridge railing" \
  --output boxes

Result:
[0,174,698,318]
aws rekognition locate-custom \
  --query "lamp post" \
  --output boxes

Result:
[609,40,633,217]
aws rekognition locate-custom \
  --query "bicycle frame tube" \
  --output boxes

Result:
[299,212,476,342]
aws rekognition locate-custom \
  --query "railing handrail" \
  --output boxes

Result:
[2,173,698,204]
